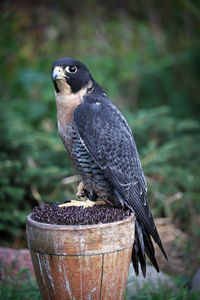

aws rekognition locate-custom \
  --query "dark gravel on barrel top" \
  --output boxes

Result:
[31,202,131,225]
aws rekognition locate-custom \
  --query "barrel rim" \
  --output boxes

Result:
[26,213,135,231]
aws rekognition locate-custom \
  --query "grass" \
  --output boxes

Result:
[0,269,41,300]
[125,284,199,300]
[125,278,199,300]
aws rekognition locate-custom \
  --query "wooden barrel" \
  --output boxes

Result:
[26,213,135,300]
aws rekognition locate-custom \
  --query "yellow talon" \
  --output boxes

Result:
[58,199,105,208]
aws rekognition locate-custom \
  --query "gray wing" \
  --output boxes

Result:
[74,97,166,257]
[74,98,147,191]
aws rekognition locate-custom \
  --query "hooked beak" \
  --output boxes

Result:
[52,66,67,81]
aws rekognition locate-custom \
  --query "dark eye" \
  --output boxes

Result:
[65,65,78,73]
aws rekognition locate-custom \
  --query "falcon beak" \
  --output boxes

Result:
[52,66,66,81]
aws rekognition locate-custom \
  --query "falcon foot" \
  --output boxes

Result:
[76,181,89,200]
[58,199,105,208]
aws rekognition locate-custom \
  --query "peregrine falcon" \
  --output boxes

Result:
[51,57,167,277]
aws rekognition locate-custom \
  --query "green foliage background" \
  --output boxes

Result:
[0,0,200,265]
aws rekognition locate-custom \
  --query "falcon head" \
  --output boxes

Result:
[52,57,93,94]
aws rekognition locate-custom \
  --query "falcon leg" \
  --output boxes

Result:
[58,183,105,208]
[76,181,89,199]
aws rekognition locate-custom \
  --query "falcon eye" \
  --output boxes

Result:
[65,65,78,73]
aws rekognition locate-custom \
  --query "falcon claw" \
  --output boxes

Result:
[58,199,106,208]
[64,199,72,203]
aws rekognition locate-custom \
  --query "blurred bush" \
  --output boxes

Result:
[0,1,200,251]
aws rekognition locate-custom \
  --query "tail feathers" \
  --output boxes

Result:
[132,220,160,277]
[143,230,159,272]
[157,236,168,261]
[132,232,139,275]
[132,226,146,277]
[127,183,168,261]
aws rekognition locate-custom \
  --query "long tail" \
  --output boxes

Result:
[122,183,168,277]
[113,184,167,276]
[132,219,164,277]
